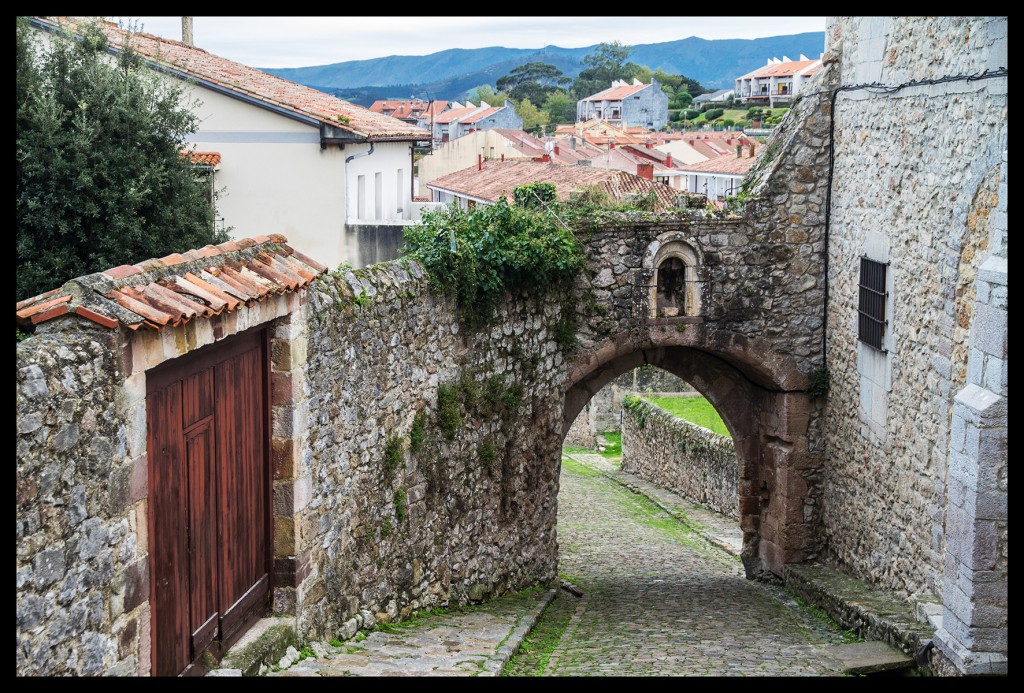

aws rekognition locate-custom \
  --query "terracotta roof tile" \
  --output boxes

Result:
[16,235,326,331]
[752,59,819,78]
[460,106,502,124]
[185,151,221,167]
[676,153,758,176]
[37,17,427,142]
[582,82,649,101]
[426,159,677,210]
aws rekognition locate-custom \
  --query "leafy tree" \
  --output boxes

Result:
[571,41,645,99]
[16,17,226,300]
[542,90,576,127]
[465,83,510,105]
[496,61,570,106]
[515,98,549,135]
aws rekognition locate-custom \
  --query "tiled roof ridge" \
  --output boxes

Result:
[35,16,427,142]
[16,234,328,332]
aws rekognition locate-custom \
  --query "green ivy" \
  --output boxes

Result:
[623,394,649,430]
[513,181,557,209]
[808,365,830,398]
[384,434,402,477]
[409,409,427,454]
[394,489,408,523]
[437,382,462,439]
[401,198,584,331]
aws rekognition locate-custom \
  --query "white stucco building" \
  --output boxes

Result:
[31,16,434,271]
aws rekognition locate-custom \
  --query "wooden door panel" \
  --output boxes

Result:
[186,421,219,655]
[216,344,268,643]
[148,383,191,677]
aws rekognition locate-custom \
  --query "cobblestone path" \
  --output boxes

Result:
[516,455,849,676]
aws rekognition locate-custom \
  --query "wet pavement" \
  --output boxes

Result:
[253,451,853,677]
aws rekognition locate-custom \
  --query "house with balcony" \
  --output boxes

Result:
[576,78,669,131]
[734,55,823,109]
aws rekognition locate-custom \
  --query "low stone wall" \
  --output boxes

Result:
[620,396,738,520]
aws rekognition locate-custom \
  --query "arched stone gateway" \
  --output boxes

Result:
[564,326,814,580]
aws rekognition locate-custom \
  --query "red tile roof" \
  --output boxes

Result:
[753,59,819,78]
[426,159,678,210]
[16,235,327,332]
[459,106,502,124]
[369,99,449,120]
[36,17,427,142]
[581,82,649,101]
[433,106,483,124]
[676,153,758,176]
[185,151,221,168]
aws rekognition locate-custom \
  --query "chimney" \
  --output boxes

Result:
[736,143,742,158]
[478,154,482,170]
[542,154,550,163]
[637,163,654,180]
[689,139,695,146]
[748,143,756,158]
[181,17,194,46]
[609,138,616,149]
[665,153,673,168]
[570,136,577,150]
[501,154,505,161]
[554,144,560,156]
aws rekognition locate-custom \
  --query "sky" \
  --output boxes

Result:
[109,16,828,69]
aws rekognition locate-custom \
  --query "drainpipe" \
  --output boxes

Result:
[345,142,375,221]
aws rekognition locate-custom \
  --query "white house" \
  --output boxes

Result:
[675,144,759,206]
[31,16,434,271]
[734,55,823,109]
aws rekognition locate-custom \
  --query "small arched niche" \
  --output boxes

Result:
[646,239,701,319]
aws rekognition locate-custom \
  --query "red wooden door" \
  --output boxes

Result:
[147,329,270,676]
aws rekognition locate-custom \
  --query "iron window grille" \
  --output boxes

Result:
[858,256,888,352]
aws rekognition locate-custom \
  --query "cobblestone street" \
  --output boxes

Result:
[510,454,850,676]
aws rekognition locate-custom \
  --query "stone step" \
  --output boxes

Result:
[826,641,915,675]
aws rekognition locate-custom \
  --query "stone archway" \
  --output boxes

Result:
[563,324,816,580]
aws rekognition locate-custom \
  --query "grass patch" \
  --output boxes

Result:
[501,590,577,676]
[598,431,621,458]
[644,396,730,437]
[560,456,602,477]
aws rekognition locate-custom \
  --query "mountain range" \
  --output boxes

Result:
[261,31,826,106]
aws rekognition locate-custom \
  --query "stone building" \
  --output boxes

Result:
[576,78,669,131]
[813,16,1007,675]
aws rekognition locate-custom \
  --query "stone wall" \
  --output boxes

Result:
[620,397,738,519]
[17,325,146,676]
[820,16,1007,605]
[292,261,566,640]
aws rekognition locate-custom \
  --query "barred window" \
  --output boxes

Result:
[858,257,888,351]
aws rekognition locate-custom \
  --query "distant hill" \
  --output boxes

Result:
[261,32,825,106]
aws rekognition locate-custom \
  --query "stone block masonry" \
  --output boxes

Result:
[620,396,738,519]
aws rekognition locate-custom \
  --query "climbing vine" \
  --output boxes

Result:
[401,195,584,330]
